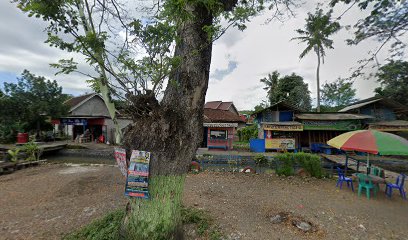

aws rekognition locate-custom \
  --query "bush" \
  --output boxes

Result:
[275,153,295,176]
[274,152,323,178]
[237,125,258,142]
[254,154,268,165]
[295,152,324,178]
[23,141,42,161]
[233,141,250,151]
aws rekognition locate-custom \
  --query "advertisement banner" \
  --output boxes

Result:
[265,138,295,149]
[125,150,151,199]
[114,147,127,176]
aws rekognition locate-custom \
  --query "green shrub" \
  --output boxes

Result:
[7,148,20,162]
[237,125,258,142]
[233,141,250,151]
[254,154,267,165]
[295,152,323,178]
[275,153,295,176]
[23,141,42,161]
[274,152,323,178]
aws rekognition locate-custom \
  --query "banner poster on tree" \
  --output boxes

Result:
[114,147,127,176]
[125,150,151,199]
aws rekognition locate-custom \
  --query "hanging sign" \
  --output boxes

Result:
[125,150,151,199]
[114,147,127,176]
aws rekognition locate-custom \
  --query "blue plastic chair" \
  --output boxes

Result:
[385,174,406,200]
[336,167,354,192]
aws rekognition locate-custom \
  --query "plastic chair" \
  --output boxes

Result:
[336,167,354,192]
[371,167,380,176]
[385,174,406,200]
[357,173,377,199]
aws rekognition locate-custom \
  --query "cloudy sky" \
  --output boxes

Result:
[0,0,391,110]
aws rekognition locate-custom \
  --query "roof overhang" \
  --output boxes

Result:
[203,122,238,128]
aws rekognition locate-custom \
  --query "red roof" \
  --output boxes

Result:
[204,101,223,109]
[203,109,244,123]
[218,102,233,111]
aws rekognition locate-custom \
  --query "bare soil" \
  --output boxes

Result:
[0,164,127,240]
[1,164,407,240]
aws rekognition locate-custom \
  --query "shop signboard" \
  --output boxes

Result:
[263,124,303,131]
[61,118,88,126]
[125,150,151,199]
[265,138,296,149]
[369,125,408,131]
[302,120,361,131]
[114,147,127,176]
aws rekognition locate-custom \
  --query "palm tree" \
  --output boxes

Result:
[260,71,279,104]
[292,9,340,112]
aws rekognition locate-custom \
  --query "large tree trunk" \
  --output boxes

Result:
[121,3,213,239]
[316,48,321,112]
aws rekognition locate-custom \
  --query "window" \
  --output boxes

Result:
[210,130,227,140]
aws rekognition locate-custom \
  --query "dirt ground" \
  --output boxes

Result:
[1,164,408,240]
[0,164,127,240]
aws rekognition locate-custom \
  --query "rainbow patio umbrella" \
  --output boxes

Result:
[327,130,408,173]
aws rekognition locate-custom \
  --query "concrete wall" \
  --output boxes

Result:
[71,96,110,117]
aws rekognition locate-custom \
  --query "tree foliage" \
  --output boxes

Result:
[375,60,408,106]
[330,0,408,77]
[0,70,69,143]
[292,8,340,112]
[260,71,312,111]
[321,78,357,109]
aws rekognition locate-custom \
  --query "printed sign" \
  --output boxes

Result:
[61,118,88,125]
[114,148,127,176]
[265,138,296,149]
[302,120,361,130]
[263,124,303,131]
[125,150,151,199]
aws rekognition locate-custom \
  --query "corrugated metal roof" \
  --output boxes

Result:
[295,113,373,120]
[203,109,244,123]
[338,99,381,112]
[369,120,408,126]
[218,102,233,111]
[261,121,302,125]
[64,93,97,109]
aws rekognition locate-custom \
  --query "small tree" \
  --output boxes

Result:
[321,78,357,110]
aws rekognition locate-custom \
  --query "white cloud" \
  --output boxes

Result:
[0,0,399,109]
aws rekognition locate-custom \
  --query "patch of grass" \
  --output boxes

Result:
[63,209,124,240]
[181,206,224,240]
[63,206,224,240]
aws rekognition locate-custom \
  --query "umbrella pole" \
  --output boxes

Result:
[366,153,370,175]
